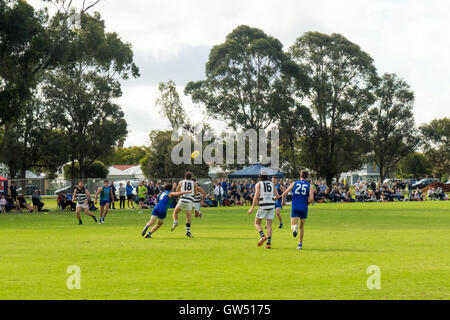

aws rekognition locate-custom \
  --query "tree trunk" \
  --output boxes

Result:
[326,176,333,190]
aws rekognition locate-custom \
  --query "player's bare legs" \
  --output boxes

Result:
[185,210,192,237]
[149,219,164,234]
[265,219,273,248]
[276,208,283,228]
[299,219,306,243]
[142,215,157,236]
[76,206,82,223]
[83,207,95,218]
[254,217,267,247]
[291,217,300,238]
[171,207,181,231]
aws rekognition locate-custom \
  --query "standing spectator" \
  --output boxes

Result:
[407,179,413,198]
[214,183,224,207]
[10,182,17,202]
[126,181,135,209]
[118,182,126,209]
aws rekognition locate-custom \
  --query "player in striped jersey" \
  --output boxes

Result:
[141,184,191,238]
[73,181,97,225]
[247,173,280,249]
[192,178,207,219]
[171,172,198,237]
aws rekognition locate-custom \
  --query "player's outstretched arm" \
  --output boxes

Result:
[281,183,295,206]
[169,191,191,198]
[248,184,260,215]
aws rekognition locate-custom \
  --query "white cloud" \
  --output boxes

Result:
[29,0,450,145]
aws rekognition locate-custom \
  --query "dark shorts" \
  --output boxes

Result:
[275,202,282,209]
[99,199,110,207]
[151,209,167,219]
[139,198,145,202]
[127,195,133,200]
[291,208,308,219]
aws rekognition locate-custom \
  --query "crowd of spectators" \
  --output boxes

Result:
[2,177,447,214]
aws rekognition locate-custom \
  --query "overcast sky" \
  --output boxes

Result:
[31,0,450,146]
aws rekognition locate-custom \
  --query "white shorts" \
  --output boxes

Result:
[192,202,201,212]
[256,207,275,220]
[76,202,89,209]
[176,200,193,211]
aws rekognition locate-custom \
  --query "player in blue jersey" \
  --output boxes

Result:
[94,180,115,224]
[141,184,191,239]
[282,170,314,250]
[272,177,286,229]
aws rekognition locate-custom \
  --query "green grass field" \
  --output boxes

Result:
[1,201,449,300]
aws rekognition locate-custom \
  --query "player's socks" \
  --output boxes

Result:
[267,237,272,245]
[292,225,298,238]
[297,242,303,250]
[141,225,149,236]
[171,220,178,231]
[92,216,98,223]
[186,223,191,233]
[279,223,283,229]
[145,232,152,239]
[257,231,267,247]
[78,220,83,225]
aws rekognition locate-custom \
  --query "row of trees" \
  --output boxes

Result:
[140,25,448,185]
[0,0,139,179]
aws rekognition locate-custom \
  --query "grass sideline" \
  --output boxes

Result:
[0,201,449,300]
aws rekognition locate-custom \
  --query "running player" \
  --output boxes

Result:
[73,181,97,225]
[248,173,280,249]
[282,170,314,250]
[171,172,197,238]
[272,177,285,229]
[192,178,207,219]
[94,180,114,224]
[141,184,191,238]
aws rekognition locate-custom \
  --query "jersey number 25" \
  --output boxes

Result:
[295,184,307,195]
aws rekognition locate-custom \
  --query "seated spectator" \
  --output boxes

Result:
[394,189,404,201]
[203,195,213,207]
[5,195,15,212]
[0,195,6,213]
[31,190,46,212]
[330,187,341,202]
[57,192,67,210]
[65,192,76,211]
[436,188,446,200]
[16,194,33,212]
